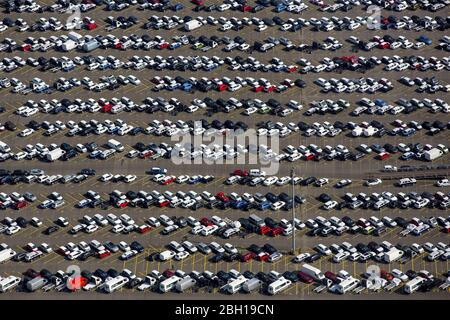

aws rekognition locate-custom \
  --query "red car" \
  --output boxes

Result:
[68,276,88,291]
[258,225,271,235]
[216,192,230,202]
[192,0,204,5]
[380,270,394,281]
[116,200,129,208]
[159,42,169,49]
[256,252,270,261]
[264,85,276,92]
[138,225,151,234]
[85,22,97,30]
[253,85,264,92]
[139,150,153,159]
[304,153,315,161]
[161,176,176,185]
[377,152,390,160]
[325,271,338,283]
[101,104,112,113]
[98,250,111,259]
[269,226,283,237]
[240,252,256,262]
[298,271,314,283]
[163,269,175,278]
[15,201,27,209]
[23,269,40,279]
[157,200,170,207]
[233,169,249,176]
[241,4,252,11]
[200,217,213,227]
[217,83,228,91]
[21,44,32,51]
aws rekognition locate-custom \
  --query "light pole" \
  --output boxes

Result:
[291,167,296,255]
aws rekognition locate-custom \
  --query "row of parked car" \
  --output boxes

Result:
[4,0,447,15]
[2,260,449,295]
[2,263,449,295]
[0,74,141,95]
[353,96,450,116]
[0,16,98,33]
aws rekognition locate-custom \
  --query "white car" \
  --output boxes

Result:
[174,251,189,261]
[224,243,238,254]
[263,176,278,186]
[31,217,42,227]
[293,253,311,263]
[182,241,198,253]
[123,175,136,183]
[176,175,189,183]
[112,224,125,233]
[365,178,382,186]
[191,225,204,235]
[19,128,34,137]
[127,75,141,85]
[100,173,113,182]
[147,217,161,227]
[436,179,450,187]
[118,241,131,252]
[6,226,21,235]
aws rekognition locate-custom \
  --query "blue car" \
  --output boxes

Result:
[148,167,167,175]
[231,200,247,209]
[172,3,184,11]
[374,98,386,106]
[417,35,432,45]
[274,4,286,12]
[182,82,193,92]
[169,42,181,50]
[258,201,271,210]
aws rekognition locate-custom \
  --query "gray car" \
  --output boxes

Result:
[23,192,37,202]
[104,241,119,253]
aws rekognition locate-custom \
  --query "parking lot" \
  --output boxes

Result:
[0,0,449,299]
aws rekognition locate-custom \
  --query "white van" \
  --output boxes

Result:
[159,250,176,261]
[0,276,20,292]
[267,277,292,295]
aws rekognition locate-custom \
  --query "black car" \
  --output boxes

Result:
[256,272,270,283]
[5,121,16,131]
[264,217,278,228]
[243,271,255,279]
[342,216,355,227]
[106,268,119,278]
[306,253,322,263]
[175,216,188,227]
[265,192,278,203]
[79,250,95,261]
[318,193,332,203]
[302,177,316,186]
[263,243,277,255]
[217,271,231,282]
[210,253,224,263]
[44,226,59,235]
[94,269,109,281]
[224,253,239,262]
[248,244,263,254]
[395,217,408,228]
[130,241,144,253]
[16,217,28,228]
[356,243,370,254]
[80,168,96,176]
[283,271,299,282]
[40,269,53,280]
